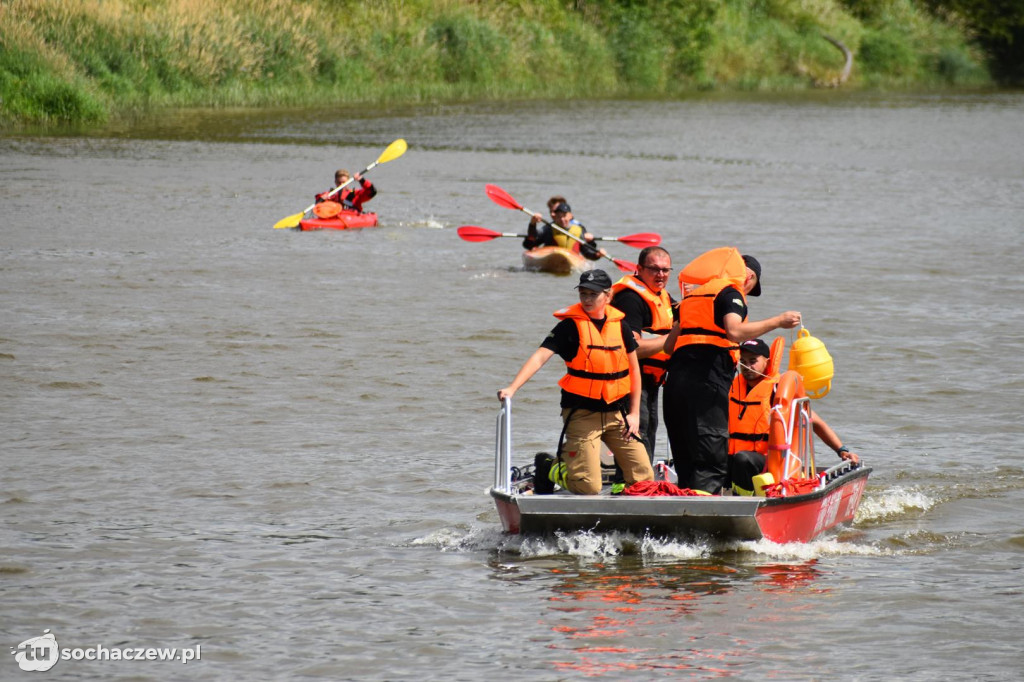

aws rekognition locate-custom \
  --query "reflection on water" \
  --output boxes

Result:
[514,560,826,677]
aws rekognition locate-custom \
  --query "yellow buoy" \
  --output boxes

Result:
[787,328,834,399]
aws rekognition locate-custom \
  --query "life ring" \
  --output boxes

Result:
[313,200,342,219]
[766,370,811,483]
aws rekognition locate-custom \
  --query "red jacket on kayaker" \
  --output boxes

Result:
[316,169,377,213]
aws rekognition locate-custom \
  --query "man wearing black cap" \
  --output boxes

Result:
[662,251,802,494]
[522,197,604,261]
[728,338,860,495]
[497,269,655,495]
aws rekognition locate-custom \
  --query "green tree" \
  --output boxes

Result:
[922,0,1024,83]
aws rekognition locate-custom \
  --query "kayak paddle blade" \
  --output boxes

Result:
[484,184,523,212]
[377,139,408,165]
[457,225,502,242]
[273,212,304,229]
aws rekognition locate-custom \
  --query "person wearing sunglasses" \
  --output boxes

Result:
[609,247,676,475]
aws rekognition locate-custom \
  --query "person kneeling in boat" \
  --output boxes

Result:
[522,200,606,261]
[315,168,377,213]
[497,269,655,495]
[728,338,860,495]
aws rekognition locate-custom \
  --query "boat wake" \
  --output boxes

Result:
[855,485,937,524]
[414,524,891,561]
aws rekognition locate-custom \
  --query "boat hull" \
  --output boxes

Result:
[298,211,378,231]
[490,465,870,543]
[521,246,587,274]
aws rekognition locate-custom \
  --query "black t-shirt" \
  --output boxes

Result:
[610,287,677,336]
[712,285,748,328]
[541,316,639,411]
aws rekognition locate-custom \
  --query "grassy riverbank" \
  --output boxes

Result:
[0,0,994,129]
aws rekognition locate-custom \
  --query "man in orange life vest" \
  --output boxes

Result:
[662,252,802,494]
[609,246,676,462]
[729,338,860,494]
[315,168,377,213]
[497,269,655,495]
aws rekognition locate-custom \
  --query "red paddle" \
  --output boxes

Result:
[458,225,659,248]
[457,225,526,242]
[592,232,661,247]
[484,184,639,272]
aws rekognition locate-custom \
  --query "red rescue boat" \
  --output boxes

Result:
[488,391,870,543]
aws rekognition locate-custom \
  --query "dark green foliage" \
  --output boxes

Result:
[0,44,106,124]
[859,27,918,76]
[921,0,1024,83]
[428,13,510,84]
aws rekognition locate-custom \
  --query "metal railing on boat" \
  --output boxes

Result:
[494,397,513,493]
[770,395,818,489]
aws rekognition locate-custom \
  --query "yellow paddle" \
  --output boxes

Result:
[273,138,408,229]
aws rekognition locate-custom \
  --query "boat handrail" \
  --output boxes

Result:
[782,396,817,482]
[494,397,513,493]
[820,459,857,484]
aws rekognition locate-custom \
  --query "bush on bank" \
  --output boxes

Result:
[0,0,993,128]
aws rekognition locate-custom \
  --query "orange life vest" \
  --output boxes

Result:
[672,277,746,362]
[678,246,746,293]
[729,375,777,455]
[611,275,673,384]
[729,337,786,455]
[553,303,631,404]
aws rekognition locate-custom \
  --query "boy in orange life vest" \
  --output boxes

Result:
[662,252,802,494]
[729,338,860,494]
[497,269,655,495]
[609,246,676,462]
[315,168,377,213]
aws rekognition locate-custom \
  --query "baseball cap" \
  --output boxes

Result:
[576,269,612,292]
[553,202,571,214]
[739,338,770,358]
[742,254,762,296]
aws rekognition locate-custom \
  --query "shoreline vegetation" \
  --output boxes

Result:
[0,0,1010,130]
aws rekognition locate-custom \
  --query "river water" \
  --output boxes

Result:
[3,91,1023,680]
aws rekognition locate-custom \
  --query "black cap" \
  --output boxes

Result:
[742,254,762,296]
[553,202,571,214]
[576,269,612,292]
[739,338,770,358]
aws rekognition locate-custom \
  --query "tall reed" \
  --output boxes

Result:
[0,0,991,128]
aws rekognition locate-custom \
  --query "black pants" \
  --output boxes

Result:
[729,450,767,494]
[663,353,733,493]
[637,375,661,462]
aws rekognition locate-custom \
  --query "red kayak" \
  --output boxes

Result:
[298,211,379,231]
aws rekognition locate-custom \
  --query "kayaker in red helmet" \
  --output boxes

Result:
[315,168,377,213]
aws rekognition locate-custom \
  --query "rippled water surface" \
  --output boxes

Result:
[3,92,1024,680]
